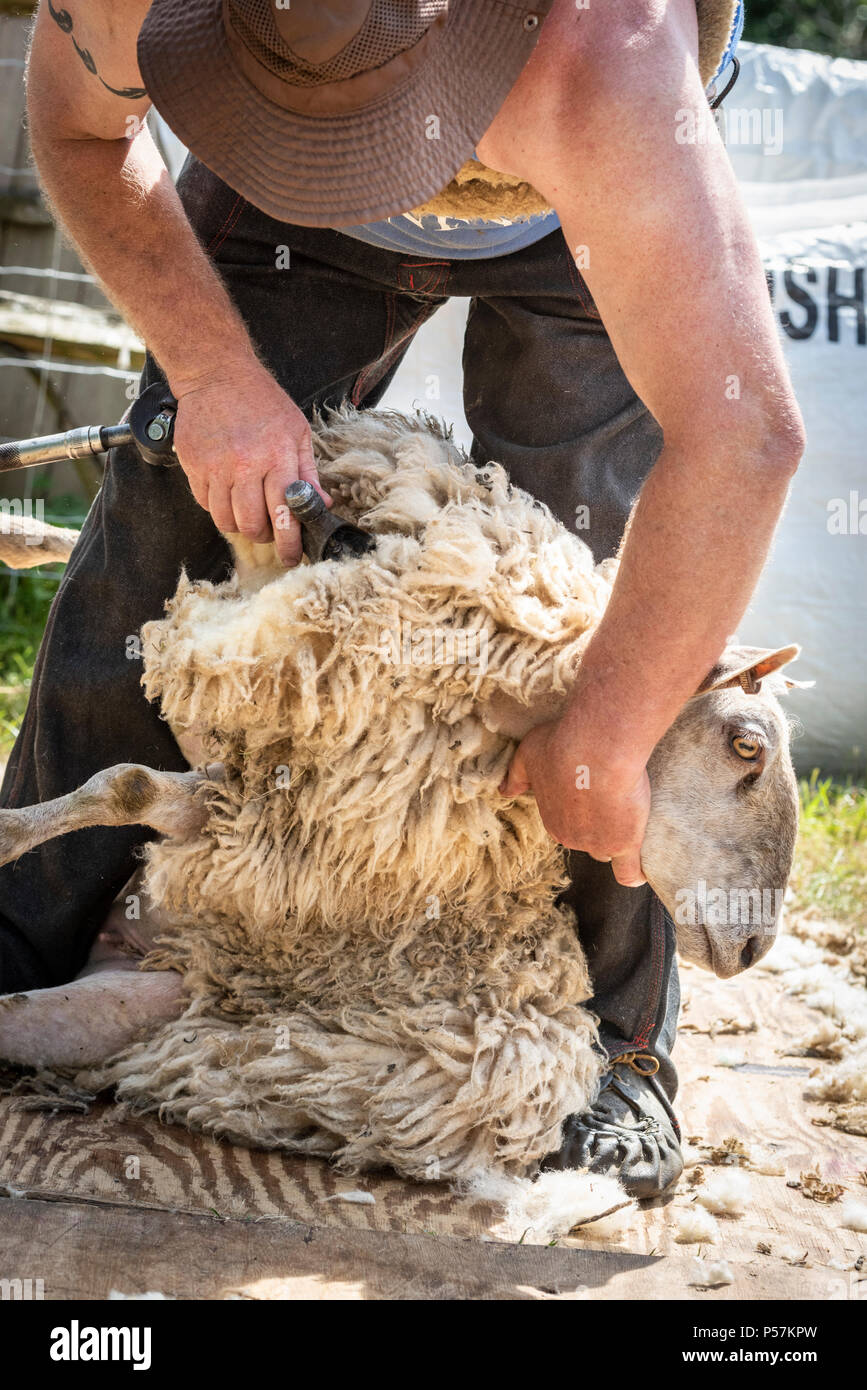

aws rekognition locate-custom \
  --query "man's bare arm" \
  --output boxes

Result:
[26,0,322,563]
[479,0,804,883]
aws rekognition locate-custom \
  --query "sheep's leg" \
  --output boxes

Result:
[0,762,222,868]
[0,514,79,570]
[0,870,187,1070]
[0,969,186,1070]
[0,766,222,1068]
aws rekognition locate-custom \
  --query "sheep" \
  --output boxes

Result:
[0,511,80,569]
[0,408,805,1190]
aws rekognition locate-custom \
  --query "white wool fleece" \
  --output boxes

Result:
[77,409,616,1182]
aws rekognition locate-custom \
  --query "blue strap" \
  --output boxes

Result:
[712,0,745,84]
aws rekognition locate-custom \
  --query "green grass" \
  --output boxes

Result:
[1,576,866,933]
[0,568,65,760]
[745,0,867,61]
[790,771,867,929]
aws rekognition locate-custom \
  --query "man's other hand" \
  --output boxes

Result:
[500,718,650,887]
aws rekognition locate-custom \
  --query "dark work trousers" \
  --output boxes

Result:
[0,155,679,1099]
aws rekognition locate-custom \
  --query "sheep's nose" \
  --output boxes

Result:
[739,931,776,971]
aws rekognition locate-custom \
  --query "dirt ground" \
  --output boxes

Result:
[0,922,864,1301]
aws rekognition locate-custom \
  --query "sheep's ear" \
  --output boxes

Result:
[697,644,805,696]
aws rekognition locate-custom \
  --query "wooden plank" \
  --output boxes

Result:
[1,947,865,1298]
[0,289,144,365]
[0,1194,846,1301]
[0,1100,504,1240]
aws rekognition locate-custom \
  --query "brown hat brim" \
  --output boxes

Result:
[138,0,554,227]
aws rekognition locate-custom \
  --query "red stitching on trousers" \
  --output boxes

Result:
[351,290,397,406]
[351,293,438,407]
[206,194,244,255]
[430,262,449,296]
[351,258,451,406]
[398,259,450,295]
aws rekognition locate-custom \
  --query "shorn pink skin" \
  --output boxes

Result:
[0,871,184,1069]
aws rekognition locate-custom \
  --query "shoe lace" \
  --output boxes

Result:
[618,1050,660,1077]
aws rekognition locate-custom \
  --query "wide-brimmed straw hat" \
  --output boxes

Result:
[137,0,555,227]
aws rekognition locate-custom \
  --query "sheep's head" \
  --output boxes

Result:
[642,645,806,978]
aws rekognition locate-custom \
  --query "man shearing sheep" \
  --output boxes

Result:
[0,0,804,1197]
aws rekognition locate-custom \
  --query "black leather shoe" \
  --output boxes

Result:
[540,1055,683,1200]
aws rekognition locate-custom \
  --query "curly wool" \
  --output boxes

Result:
[409,159,553,223]
[82,409,617,1180]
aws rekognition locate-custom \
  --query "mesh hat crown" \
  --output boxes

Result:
[233,0,448,88]
[137,0,556,226]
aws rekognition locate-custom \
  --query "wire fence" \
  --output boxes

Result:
[1,265,96,284]
[0,233,139,584]
[0,106,181,598]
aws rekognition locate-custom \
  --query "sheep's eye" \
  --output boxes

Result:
[731,733,762,760]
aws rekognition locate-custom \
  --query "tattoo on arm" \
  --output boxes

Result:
[47,1,148,100]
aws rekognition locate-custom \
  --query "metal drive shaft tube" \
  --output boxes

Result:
[0,422,133,474]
